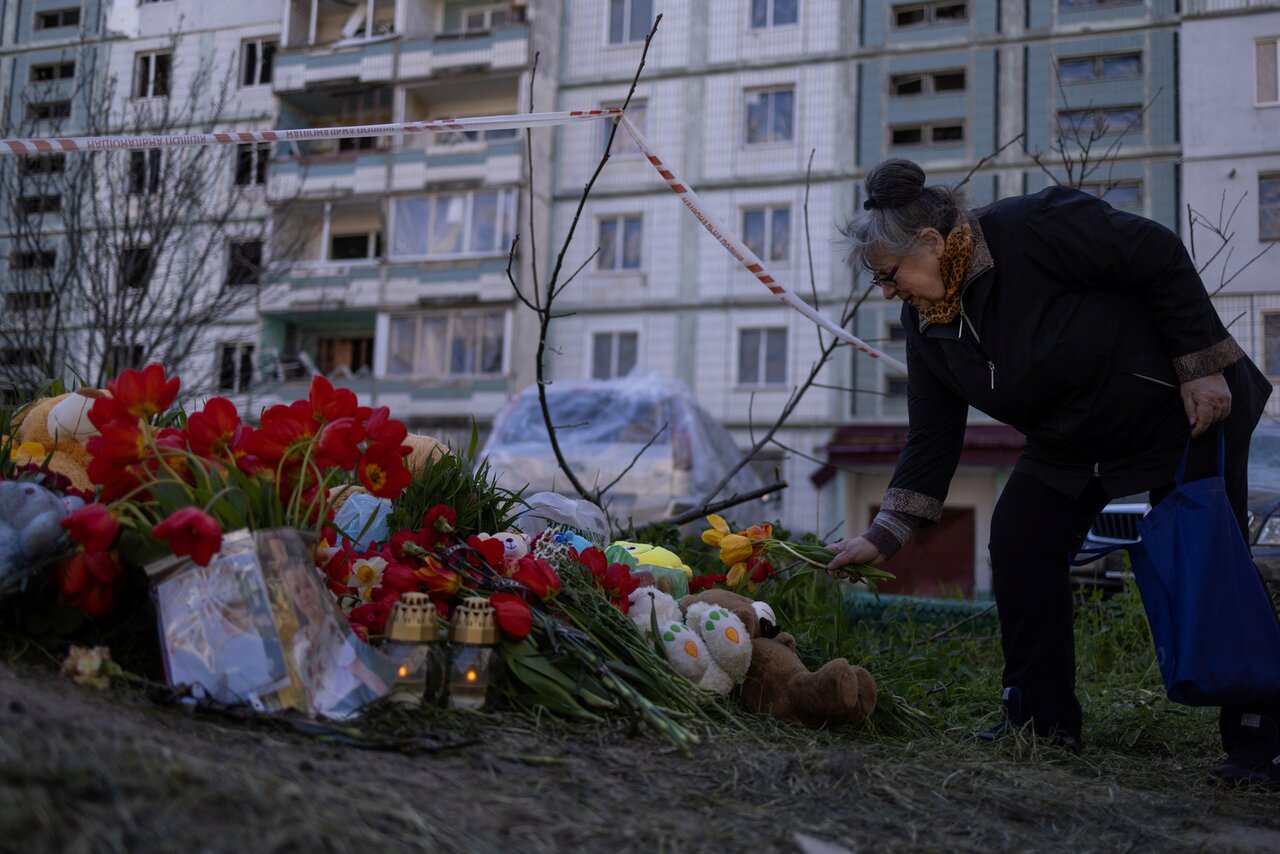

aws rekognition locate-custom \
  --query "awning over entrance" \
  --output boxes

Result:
[813,424,1025,486]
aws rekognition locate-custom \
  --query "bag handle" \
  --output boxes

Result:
[1174,424,1225,487]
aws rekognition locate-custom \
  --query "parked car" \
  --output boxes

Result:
[1070,423,1280,594]
[482,376,767,525]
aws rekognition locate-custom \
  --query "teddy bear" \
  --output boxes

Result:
[679,588,878,727]
[7,389,103,492]
[627,586,753,694]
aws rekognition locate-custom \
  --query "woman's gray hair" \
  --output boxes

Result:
[839,159,968,272]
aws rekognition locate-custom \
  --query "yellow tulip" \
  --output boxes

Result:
[726,563,747,588]
[701,514,731,547]
[718,534,753,567]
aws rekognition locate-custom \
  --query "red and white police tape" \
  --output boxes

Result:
[0,107,907,374]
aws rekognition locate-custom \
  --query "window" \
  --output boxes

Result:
[591,331,638,380]
[892,2,966,27]
[1058,0,1141,9]
[1,347,42,367]
[9,250,56,270]
[118,247,152,289]
[751,0,798,28]
[891,122,964,146]
[1056,106,1142,138]
[600,100,647,156]
[19,154,65,176]
[330,232,382,261]
[737,328,787,386]
[134,52,171,99]
[745,87,795,145]
[432,125,518,147]
[1080,180,1142,211]
[4,291,54,311]
[387,312,506,377]
[1057,53,1141,85]
[34,8,80,30]
[391,190,517,258]
[105,345,144,376]
[226,240,263,286]
[30,61,75,82]
[1265,314,1280,378]
[742,206,791,263]
[1261,174,1280,241]
[886,321,907,342]
[235,143,270,186]
[890,70,966,96]
[25,100,71,121]
[129,149,161,195]
[218,343,255,393]
[596,215,643,271]
[17,194,61,215]
[1258,39,1279,106]
[608,0,652,44]
[317,336,373,375]
[241,39,276,87]
[463,5,511,32]
[886,374,910,397]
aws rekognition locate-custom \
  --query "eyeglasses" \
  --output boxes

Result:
[870,262,901,289]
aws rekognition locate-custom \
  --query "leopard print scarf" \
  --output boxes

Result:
[919,223,975,326]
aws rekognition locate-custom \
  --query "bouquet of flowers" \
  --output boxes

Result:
[701,515,895,592]
[54,364,414,616]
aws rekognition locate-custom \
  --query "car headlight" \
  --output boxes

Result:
[1257,514,1280,545]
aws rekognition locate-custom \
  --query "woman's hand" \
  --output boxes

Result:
[826,536,886,575]
[1180,373,1232,438]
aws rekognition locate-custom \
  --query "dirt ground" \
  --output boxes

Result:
[2,661,1278,854]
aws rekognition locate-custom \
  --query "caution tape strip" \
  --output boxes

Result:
[0,109,622,154]
[0,107,907,374]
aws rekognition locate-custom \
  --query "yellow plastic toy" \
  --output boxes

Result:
[611,541,693,579]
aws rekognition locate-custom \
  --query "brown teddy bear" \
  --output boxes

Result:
[680,588,877,727]
[7,389,104,492]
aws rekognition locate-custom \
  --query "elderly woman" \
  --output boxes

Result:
[828,158,1278,786]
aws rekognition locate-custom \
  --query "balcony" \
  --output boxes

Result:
[268,146,393,200]
[1182,0,1280,14]
[273,38,397,92]
[400,25,529,81]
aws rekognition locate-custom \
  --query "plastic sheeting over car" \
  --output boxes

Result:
[482,375,764,526]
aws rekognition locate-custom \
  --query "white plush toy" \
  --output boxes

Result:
[627,586,752,694]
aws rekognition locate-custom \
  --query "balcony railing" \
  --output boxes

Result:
[1182,0,1280,13]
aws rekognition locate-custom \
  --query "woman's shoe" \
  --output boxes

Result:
[1213,713,1280,790]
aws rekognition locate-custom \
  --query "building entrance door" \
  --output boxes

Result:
[870,506,975,597]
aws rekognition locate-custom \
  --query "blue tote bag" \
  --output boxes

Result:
[1126,430,1280,706]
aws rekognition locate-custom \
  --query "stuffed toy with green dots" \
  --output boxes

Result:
[627,586,751,694]
[628,586,878,726]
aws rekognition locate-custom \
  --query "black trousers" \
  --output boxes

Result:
[990,460,1279,747]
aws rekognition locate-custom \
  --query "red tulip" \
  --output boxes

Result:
[309,375,360,425]
[60,504,119,552]
[512,555,561,601]
[414,557,462,597]
[107,363,180,420]
[379,562,421,595]
[364,406,408,455]
[357,448,411,499]
[490,593,532,640]
[55,550,126,617]
[350,595,397,636]
[316,417,365,469]
[186,397,243,458]
[152,507,223,566]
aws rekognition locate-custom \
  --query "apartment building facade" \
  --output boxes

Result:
[2,0,1276,595]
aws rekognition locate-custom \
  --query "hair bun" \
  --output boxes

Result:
[864,158,927,211]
